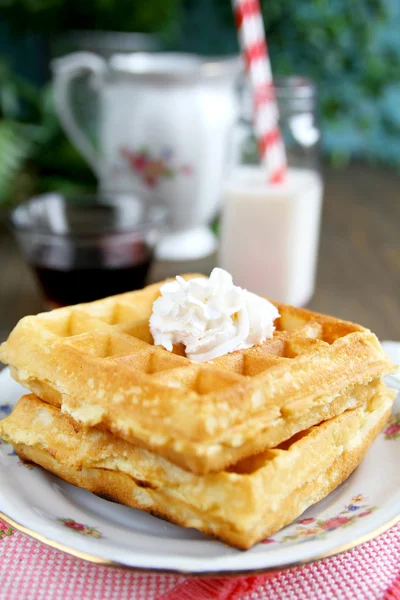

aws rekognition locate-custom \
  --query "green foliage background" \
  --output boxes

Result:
[0,0,399,205]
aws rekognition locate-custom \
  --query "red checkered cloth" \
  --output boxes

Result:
[1,518,400,600]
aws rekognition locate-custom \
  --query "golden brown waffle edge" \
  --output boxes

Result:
[0,275,397,474]
[0,385,395,549]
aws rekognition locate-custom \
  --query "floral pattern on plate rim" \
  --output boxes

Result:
[0,438,18,459]
[383,413,400,440]
[0,404,12,418]
[262,495,377,545]
[17,459,35,469]
[0,393,393,548]
[57,518,102,538]
[0,522,14,542]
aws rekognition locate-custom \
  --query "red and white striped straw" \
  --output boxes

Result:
[233,0,287,183]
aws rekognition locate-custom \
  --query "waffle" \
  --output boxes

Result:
[0,275,396,474]
[0,384,394,549]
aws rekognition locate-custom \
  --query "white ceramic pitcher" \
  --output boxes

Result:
[52,52,241,259]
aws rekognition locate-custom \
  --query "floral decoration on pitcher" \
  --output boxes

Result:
[57,518,102,538]
[119,146,193,187]
[383,413,400,440]
[262,494,377,545]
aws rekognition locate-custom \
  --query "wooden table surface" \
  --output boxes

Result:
[1,163,399,344]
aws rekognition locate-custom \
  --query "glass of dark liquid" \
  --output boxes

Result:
[9,192,167,307]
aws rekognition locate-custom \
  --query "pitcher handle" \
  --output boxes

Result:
[51,52,107,176]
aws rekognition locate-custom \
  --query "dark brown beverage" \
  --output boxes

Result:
[33,260,152,307]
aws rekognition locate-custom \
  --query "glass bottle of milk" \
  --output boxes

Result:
[219,77,323,306]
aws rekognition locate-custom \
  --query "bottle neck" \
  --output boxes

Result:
[233,76,320,173]
[240,76,317,121]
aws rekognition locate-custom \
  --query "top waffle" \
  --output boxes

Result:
[0,275,396,474]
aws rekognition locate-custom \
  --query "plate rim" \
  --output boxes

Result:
[1,508,400,577]
[1,366,400,575]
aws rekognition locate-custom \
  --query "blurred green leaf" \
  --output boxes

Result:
[0,120,36,204]
[1,0,400,208]
[176,0,400,167]
[0,0,182,34]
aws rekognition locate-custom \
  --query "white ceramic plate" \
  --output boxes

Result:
[1,367,400,575]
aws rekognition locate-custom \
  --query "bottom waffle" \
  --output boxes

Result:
[0,383,394,549]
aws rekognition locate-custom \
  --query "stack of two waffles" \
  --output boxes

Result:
[0,277,396,549]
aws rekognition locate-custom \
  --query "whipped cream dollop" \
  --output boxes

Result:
[149,268,280,362]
